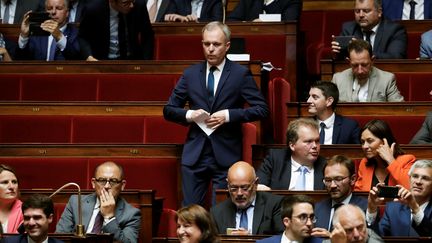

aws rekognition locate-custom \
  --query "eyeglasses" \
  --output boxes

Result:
[227,180,256,193]
[95,178,123,186]
[323,176,349,186]
[292,213,317,224]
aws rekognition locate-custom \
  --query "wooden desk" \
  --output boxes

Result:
[321,59,432,81]
[19,189,158,243]
[2,233,113,243]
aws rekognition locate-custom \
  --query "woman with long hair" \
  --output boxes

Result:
[354,119,416,191]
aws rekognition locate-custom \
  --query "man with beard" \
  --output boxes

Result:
[257,118,326,190]
[311,155,368,238]
[366,159,432,236]
[210,161,284,235]
[258,195,321,243]
[2,194,64,243]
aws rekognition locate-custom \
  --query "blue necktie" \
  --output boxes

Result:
[207,66,216,103]
[2,0,11,24]
[294,166,307,190]
[409,0,417,20]
[49,38,57,61]
[319,122,326,144]
[239,209,248,230]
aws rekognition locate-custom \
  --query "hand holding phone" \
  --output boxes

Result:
[334,36,355,50]
[29,12,51,36]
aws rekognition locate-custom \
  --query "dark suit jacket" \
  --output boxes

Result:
[332,114,360,144]
[210,192,284,235]
[165,0,222,21]
[256,149,327,190]
[382,0,432,20]
[315,195,368,230]
[15,24,80,60]
[227,0,302,21]
[79,0,154,60]
[1,234,64,243]
[163,59,269,168]
[12,0,40,24]
[411,111,432,144]
[378,201,432,236]
[339,19,407,59]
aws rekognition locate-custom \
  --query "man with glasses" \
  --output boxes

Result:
[258,195,321,243]
[366,159,432,237]
[56,161,141,243]
[78,0,154,60]
[312,155,367,238]
[323,204,383,243]
[210,161,284,235]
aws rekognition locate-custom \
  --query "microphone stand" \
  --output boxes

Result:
[222,0,226,24]
[50,182,85,237]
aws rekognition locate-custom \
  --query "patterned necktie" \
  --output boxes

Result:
[294,166,308,190]
[2,0,11,24]
[409,0,417,20]
[148,0,158,23]
[319,122,326,144]
[207,66,216,103]
[91,212,103,233]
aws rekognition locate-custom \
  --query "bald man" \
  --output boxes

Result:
[322,204,383,243]
[210,161,284,235]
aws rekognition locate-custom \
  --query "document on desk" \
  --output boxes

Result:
[195,112,215,136]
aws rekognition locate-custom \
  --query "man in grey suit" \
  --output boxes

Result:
[420,30,432,59]
[411,111,432,144]
[56,161,141,243]
[210,161,284,235]
[332,39,404,102]
[1,0,39,24]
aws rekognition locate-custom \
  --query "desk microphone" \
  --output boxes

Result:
[50,182,85,237]
[222,0,226,24]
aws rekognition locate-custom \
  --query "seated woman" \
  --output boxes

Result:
[354,119,416,191]
[0,164,23,233]
[176,204,219,243]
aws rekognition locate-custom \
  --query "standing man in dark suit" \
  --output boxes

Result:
[1,0,39,24]
[307,81,360,144]
[210,161,284,235]
[227,0,302,22]
[366,159,432,237]
[332,0,407,59]
[164,0,222,22]
[257,118,326,190]
[382,0,432,20]
[16,0,80,61]
[312,155,368,238]
[79,0,154,61]
[164,21,269,206]
[56,161,141,243]
[2,194,64,243]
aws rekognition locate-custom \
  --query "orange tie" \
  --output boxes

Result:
[148,0,158,23]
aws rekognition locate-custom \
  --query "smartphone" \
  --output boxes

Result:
[29,12,51,36]
[377,186,399,198]
[335,36,354,50]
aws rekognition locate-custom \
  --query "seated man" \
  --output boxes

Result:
[257,118,326,190]
[164,0,222,22]
[322,204,383,243]
[331,0,407,60]
[382,0,432,20]
[0,0,39,24]
[313,155,368,234]
[227,0,302,22]
[411,111,432,144]
[146,0,169,22]
[16,0,80,61]
[2,194,64,243]
[257,195,321,243]
[56,161,141,243]
[420,29,432,59]
[210,161,284,235]
[332,39,404,102]
[366,159,432,237]
[307,81,360,144]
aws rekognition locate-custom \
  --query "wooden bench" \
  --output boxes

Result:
[19,189,158,243]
